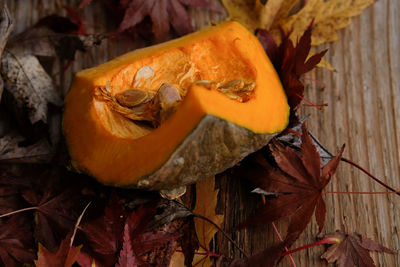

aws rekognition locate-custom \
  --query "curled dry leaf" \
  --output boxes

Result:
[321,231,395,267]
[0,133,53,163]
[1,53,62,124]
[0,4,13,101]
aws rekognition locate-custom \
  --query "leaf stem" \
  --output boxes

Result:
[341,157,400,196]
[272,222,297,267]
[192,213,249,259]
[280,237,340,257]
[175,249,221,258]
[0,206,37,218]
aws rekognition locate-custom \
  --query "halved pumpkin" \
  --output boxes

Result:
[62,21,289,190]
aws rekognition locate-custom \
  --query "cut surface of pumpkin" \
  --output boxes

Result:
[62,21,289,190]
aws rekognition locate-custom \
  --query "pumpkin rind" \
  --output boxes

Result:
[62,21,289,190]
[137,115,275,190]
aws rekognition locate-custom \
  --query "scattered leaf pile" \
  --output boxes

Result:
[0,1,396,267]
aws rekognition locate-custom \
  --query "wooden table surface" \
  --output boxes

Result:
[5,0,399,266]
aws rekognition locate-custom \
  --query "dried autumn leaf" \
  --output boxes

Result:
[6,14,104,60]
[239,124,344,247]
[321,231,395,267]
[0,5,13,101]
[1,52,62,125]
[81,199,179,266]
[35,202,90,267]
[216,241,287,267]
[116,224,139,267]
[193,176,224,267]
[169,177,224,267]
[0,133,54,163]
[221,0,286,32]
[22,188,81,251]
[257,24,327,114]
[0,215,35,267]
[270,0,376,46]
[80,196,127,264]
[118,0,222,41]
[35,233,82,267]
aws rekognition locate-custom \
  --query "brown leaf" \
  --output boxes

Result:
[6,14,105,60]
[0,133,53,163]
[321,231,395,267]
[0,4,13,102]
[240,124,344,246]
[1,51,62,125]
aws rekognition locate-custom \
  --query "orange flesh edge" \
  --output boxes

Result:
[63,21,289,186]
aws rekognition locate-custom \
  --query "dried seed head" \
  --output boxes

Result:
[134,66,154,87]
[115,89,154,108]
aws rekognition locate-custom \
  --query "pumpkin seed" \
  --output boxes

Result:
[194,80,215,89]
[154,83,182,125]
[217,79,255,102]
[115,89,154,108]
[133,66,154,87]
[97,81,185,127]
[218,79,245,92]
[160,186,187,200]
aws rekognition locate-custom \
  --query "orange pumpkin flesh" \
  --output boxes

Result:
[63,21,289,189]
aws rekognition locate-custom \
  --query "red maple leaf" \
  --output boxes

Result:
[257,23,327,118]
[321,231,395,267]
[79,196,127,266]
[240,124,344,246]
[116,224,139,267]
[117,0,222,41]
[0,215,35,267]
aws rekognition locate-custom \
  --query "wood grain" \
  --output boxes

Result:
[4,0,399,266]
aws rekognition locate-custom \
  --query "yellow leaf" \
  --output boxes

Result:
[259,0,286,29]
[193,176,224,267]
[222,0,288,31]
[270,0,375,46]
[168,177,224,267]
[222,0,260,31]
[317,58,336,71]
